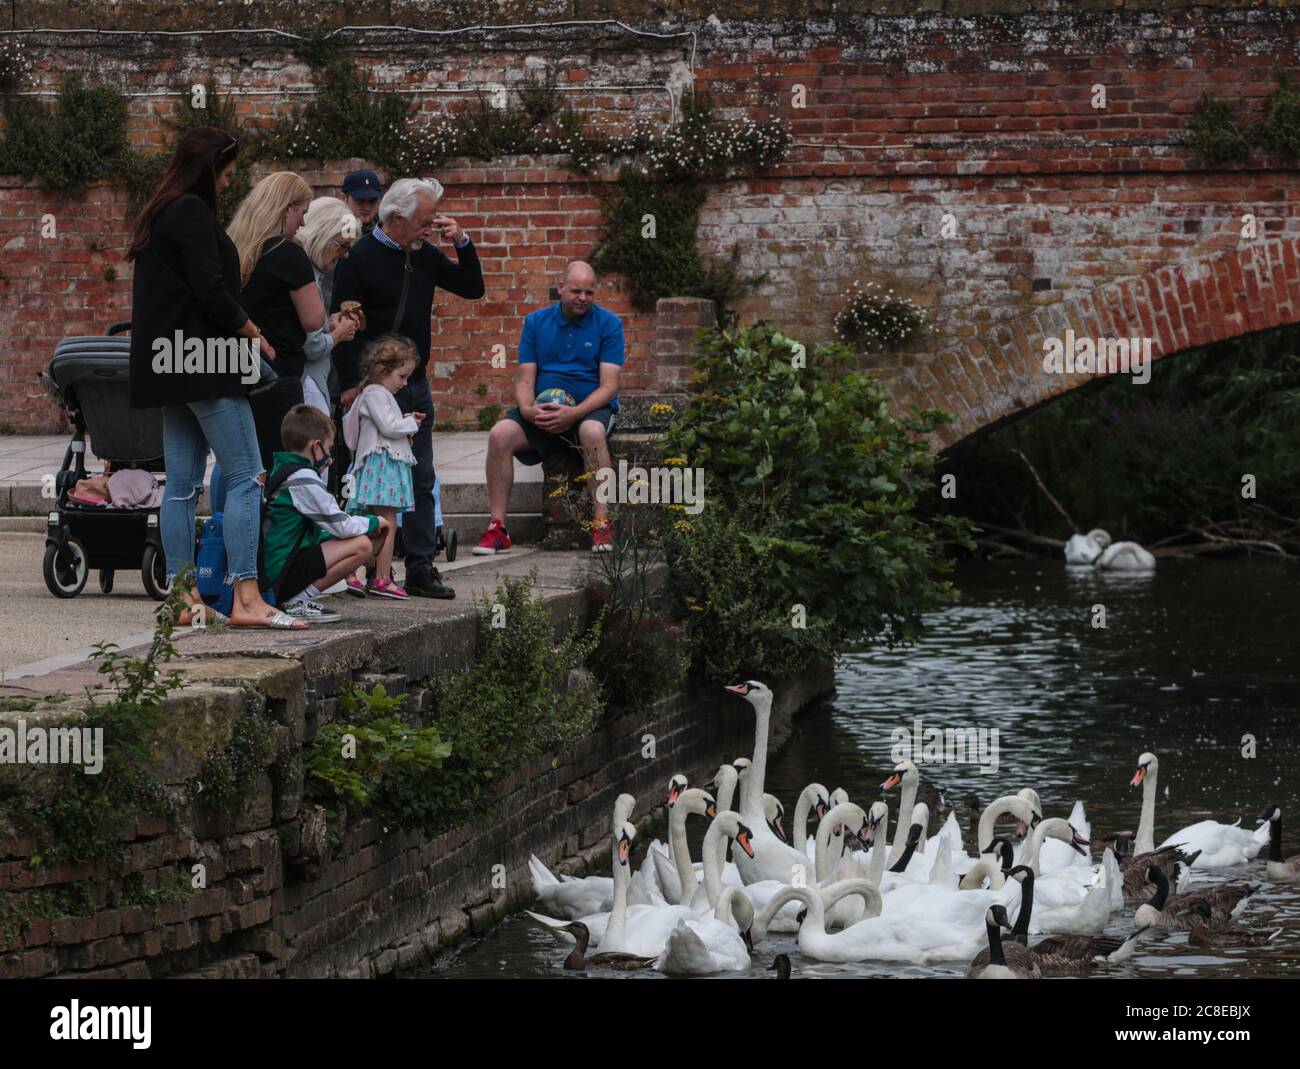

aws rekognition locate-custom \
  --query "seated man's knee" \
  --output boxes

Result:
[489,418,526,454]
[577,420,607,448]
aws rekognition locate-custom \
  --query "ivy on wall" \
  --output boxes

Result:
[0,50,791,314]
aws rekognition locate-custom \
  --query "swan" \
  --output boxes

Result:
[1096,538,1156,571]
[950,793,1041,875]
[1064,528,1110,565]
[792,782,830,862]
[656,886,754,975]
[649,787,717,906]
[769,880,995,964]
[527,792,634,918]
[881,760,921,867]
[1132,751,1268,867]
[1259,805,1300,883]
[958,837,1016,890]
[724,681,817,886]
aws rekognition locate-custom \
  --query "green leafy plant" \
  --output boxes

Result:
[660,322,971,680]
[1261,73,1300,157]
[0,82,130,191]
[1185,93,1251,164]
[476,403,503,431]
[306,684,452,831]
[186,708,277,813]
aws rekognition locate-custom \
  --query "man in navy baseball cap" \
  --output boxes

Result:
[339,169,383,233]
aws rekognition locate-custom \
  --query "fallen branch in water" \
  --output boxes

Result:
[1008,448,1076,531]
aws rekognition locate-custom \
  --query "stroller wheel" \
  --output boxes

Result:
[43,537,88,598]
[445,528,457,562]
[141,544,171,602]
[99,569,115,595]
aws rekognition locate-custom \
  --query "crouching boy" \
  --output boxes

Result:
[264,405,387,623]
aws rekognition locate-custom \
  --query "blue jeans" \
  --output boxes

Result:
[162,397,264,584]
[394,376,436,577]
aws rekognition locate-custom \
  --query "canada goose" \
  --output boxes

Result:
[1093,829,1135,855]
[968,866,1145,975]
[559,920,657,971]
[1258,805,1300,883]
[1121,843,1201,902]
[1178,900,1283,948]
[1134,865,1258,930]
[967,904,1041,979]
[771,953,792,979]
[889,823,924,873]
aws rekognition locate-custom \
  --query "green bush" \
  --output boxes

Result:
[1185,93,1251,165]
[305,683,452,832]
[0,82,130,191]
[660,323,970,680]
[1261,74,1300,157]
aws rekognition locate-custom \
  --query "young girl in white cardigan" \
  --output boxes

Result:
[342,335,423,598]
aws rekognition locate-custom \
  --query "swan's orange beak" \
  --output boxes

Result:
[735,831,755,858]
[706,801,717,819]
[1130,767,1146,787]
[667,784,682,807]
[815,801,827,819]
[617,838,630,865]
[724,683,749,696]
[881,773,902,790]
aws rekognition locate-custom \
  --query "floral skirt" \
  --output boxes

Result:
[346,449,414,513]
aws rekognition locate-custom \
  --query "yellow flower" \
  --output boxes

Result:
[649,402,674,416]
[548,486,566,498]
[666,503,687,512]
[663,456,687,466]
[574,471,594,483]
[673,520,694,533]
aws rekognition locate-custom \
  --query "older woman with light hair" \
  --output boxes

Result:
[293,196,361,413]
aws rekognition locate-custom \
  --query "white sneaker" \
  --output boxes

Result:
[283,598,341,623]
[318,579,348,597]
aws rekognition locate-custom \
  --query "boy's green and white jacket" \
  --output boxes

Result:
[263,450,378,581]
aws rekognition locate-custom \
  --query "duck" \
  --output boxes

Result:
[723,682,817,886]
[771,954,792,979]
[1258,805,1300,883]
[1178,900,1283,948]
[559,920,657,971]
[966,904,1040,979]
[527,793,634,918]
[1064,529,1110,565]
[1132,751,1268,867]
[1134,865,1258,930]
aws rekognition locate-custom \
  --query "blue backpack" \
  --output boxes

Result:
[195,460,314,614]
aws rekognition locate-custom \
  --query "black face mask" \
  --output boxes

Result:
[312,443,332,475]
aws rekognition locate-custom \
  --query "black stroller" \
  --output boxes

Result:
[38,322,170,600]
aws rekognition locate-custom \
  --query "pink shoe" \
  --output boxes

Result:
[368,577,409,600]
[346,577,369,598]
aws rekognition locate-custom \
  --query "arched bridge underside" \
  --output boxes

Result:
[890,238,1300,452]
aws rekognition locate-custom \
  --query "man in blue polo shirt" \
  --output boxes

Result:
[475,261,624,554]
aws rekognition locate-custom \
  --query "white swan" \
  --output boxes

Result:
[1133,751,1267,867]
[792,782,830,862]
[764,880,995,964]
[527,792,634,918]
[649,787,717,906]
[881,760,921,867]
[1064,528,1110,565]
[657,886,754,975]
[951,794,1042,875]
[724,681,817,886]
[1096,539,1156,571]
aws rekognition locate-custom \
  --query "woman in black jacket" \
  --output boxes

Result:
[127,126,307,629]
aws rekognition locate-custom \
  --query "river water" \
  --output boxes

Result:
[430,559,1300,979]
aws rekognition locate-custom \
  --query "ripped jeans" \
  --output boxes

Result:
[161,396,264,585]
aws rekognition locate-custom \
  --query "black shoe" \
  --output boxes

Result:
[405,568,455,600]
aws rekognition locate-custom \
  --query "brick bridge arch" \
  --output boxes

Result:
[886,238,1300,451]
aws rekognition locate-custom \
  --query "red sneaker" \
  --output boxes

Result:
[591,518,614,553]
[473,518,512,555]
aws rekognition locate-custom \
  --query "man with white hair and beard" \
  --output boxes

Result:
[331,177,484,599]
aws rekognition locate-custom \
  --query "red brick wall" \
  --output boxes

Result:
[3,9,1298,433]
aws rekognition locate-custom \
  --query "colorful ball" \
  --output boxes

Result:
[535,388,576,407]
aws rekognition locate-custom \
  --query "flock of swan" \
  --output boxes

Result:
[1064,528,1156,570]
[525,682,1297,978]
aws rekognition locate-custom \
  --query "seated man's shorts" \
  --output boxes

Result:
[504,406,617,466]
